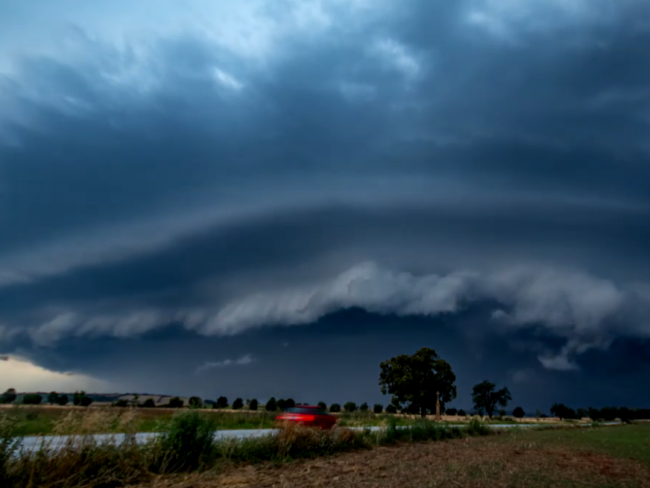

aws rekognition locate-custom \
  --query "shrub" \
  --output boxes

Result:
[249,399,258,411]
[22,393,42,405]
[285,398,296,408]
[215,396,228,409]
[265,397,277,412]
[329,403,341,413]
[47,392,59,405]
[373,404,383,414]
[57,394,69,406]
[385,404,397,414]
[232,398,244,410]
[0,389,16,405]
[457,409,466,417]
[152,410,217,472]
[466,418,490,436]
[359,402,369,412]
[317,401,327,410]
[73,391,86,406]
[142,399,156,408]
[188,396,202,408]
[168,397,184,409]
[114,399,129,407]
[446,408,458,415]
[344,402,357,413]
[80,396,93,407]
[512,406,525,418]
[277,399,287,410]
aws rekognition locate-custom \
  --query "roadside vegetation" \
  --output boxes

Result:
[1,409,496,488]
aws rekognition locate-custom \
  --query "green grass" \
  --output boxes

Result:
[511,422,650,466]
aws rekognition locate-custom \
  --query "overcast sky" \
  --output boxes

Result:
[1,0,650,412]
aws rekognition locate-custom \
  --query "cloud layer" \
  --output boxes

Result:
[1,0,650,400]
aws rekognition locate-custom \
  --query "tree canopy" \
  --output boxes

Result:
[512,406,525,418]
[379,347,457,417]
[471,381,512,418]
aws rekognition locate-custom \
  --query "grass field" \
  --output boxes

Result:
[150,423,650,488]
[3,406,277,436]
[2,406,542,437]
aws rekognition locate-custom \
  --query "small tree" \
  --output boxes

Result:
[446,407,458,416]
[285,398,296,408]
[22,393,42,405]
[168,397,184,408]
[550,403,576,420]
[114,399,129,407]
[329,403,341,413]
[265,397,277,412]
[385,404,397,414]
[249,398,258,411]
[512,406,525,418]
[277,399,287,410]
[317,401,327,411]
[56,394,69,406]
[498,408,506,417]
[232,398,244,410]
[80,396,93,407]
[359,402,369,412]
[189,396,203,408]
[576,408,588,419]
[344,401,357,413]
[215,396,228,409]
[457,409,467,417]
[73,391,86,406]
[471,381,512,419]
[47,392,59,405]
[0,388,17,404]
[373,403,383,414]
[143,399,156,408]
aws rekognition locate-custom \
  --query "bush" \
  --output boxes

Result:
[215,396,228,409]
[466,418,490,436]
[513,406,525,418]
[385,404,397,414]
[168,397,184,409]
[329,403,341,413]
[285,398,296,408]
[373,404,383,414]
[265,397,277,412]
[57,394,69,406]
[232,398,244,410]
[317,401,327,410]
[0,389,16,405]
[80,396,93,407]
[47,392,59,405]
[446,408,458,416]
[344,402,357,413]
[249,399,258,411]
[152,410,217,472]
[73,391,85,406]
[277,399,287,410]
[22,393,42,405]
[189,396,203,408]
[458,409,466,417]
[142,399,156,408]
[359,402,369,412]
[114,399,129,407]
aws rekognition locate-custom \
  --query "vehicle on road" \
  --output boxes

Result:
[276,406,337,429]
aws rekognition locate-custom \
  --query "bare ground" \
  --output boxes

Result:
[130,433,650,488]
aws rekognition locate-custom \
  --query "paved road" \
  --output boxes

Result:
[15,422,616,455]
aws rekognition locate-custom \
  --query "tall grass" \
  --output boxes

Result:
[2,410,493,488]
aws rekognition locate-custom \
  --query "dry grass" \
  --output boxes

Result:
[128,425,650,488]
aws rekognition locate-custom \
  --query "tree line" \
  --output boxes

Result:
[0,389,94,406]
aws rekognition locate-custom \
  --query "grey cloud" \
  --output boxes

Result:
[194,354,255,375]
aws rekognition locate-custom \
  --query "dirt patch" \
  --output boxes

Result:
[131,435,650,488]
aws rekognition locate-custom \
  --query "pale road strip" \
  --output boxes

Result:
[13,423,620,455]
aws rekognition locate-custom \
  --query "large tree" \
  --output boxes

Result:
[0,388,17,404]
[471,381,512,419]
[379,347,457,417]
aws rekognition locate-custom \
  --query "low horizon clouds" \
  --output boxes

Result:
[194,354,255,375]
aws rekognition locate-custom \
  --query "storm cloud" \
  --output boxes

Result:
[1,0,650,407]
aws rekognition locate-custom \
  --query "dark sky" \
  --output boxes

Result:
[1,0,650,412]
